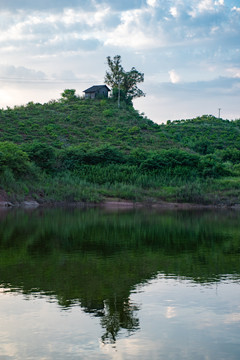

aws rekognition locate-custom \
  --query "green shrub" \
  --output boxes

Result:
[100,99,107,106]
[84,146,126,165]
[60,145,87,170]
[175,182,208,204]
[140,149,200,172]
[219,148,240,164]
[103,109,114,117]
[128,126,140,134]
[61,145,126,170]
[0,141,31,176]
[199,155,230,178]
[129,148,148,165]
[23,142,56,172]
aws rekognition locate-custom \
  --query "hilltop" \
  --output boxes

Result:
[0,97,172,150]
[0,95,240,206]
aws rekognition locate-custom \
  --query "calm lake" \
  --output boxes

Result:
[0,207,239,359]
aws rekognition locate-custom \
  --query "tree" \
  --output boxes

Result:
[104,55,145,103]
[60,89,77,102]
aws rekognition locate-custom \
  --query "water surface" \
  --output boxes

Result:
[0,207,239,359]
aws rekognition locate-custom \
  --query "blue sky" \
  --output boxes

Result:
[0,0,239,122]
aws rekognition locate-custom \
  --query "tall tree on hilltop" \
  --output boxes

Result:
[104,55,145,104]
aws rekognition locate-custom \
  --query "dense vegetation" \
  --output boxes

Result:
[0,92,240,205]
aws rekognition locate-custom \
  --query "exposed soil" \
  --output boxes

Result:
[0,192,238,210]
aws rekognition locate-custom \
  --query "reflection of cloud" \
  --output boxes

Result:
[0,343,17,358]
[100,337,158,359]
[165,306,176,319]
[224,313,240,324]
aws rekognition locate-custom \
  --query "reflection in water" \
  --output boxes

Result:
[165,306,176,319]
[100,299,139,344]
[0,207,239,356]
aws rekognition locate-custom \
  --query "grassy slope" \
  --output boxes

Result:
[160,116,240,153]
[0,99,173,151]
[0,97,240,205]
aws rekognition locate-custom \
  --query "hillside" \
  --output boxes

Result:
[161,116,240,154]
[0,97,173,151]
[0,95,240,206]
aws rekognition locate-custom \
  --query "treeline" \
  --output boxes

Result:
[0,139,235,204]
[0,141,232,179]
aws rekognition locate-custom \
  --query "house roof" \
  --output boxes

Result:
[83,85,110,93]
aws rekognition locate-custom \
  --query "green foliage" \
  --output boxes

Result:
[60,89,78,102]
[140,149,200,172]
[100,99,107,107]
[176,182,208,204]
[217,148,240,164]
[104,55,145,102]
[0,141,31,176]
[60,145,126,170]
[129,148,148,165]
[102,109,114,117]
[22,142,57,172]
[160,115,240,154]
[0,97,240,205]
[199,155,230,178]
[128,126,140,134]
[40,173,101,202]
[0,95,168,150]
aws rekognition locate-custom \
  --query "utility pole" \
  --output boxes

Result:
[218,108,221,118]
[118,80,120,109]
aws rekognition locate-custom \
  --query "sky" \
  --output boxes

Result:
[0,0,239,123]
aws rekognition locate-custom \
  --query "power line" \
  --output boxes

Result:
[0,77,104,84]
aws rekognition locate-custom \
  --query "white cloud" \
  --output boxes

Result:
[198,0,214,12]
[147,0,158,7]
[0,65,46,80]
[104,8,165,49]
[189,0,223,17]
[192,0,224,15]
[170,6,178,18]
[168,69,180,83]
[0,0,239,122]
[214,0,224,5]
[0,7,110,56]
[62,5,110,27]
[232,6,240,13]
[227,68,240,78]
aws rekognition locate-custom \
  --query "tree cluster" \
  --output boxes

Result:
[104,55,145,104]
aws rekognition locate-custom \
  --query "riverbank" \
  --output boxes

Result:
[0,193,239,210]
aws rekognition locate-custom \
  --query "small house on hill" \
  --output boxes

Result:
[83,85,110,99]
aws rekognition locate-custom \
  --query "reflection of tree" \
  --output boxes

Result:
[77,296,140,343]
[0,208,240,343]
[100,297,139,344]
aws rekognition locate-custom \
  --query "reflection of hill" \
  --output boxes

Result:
[0,208,240,342]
